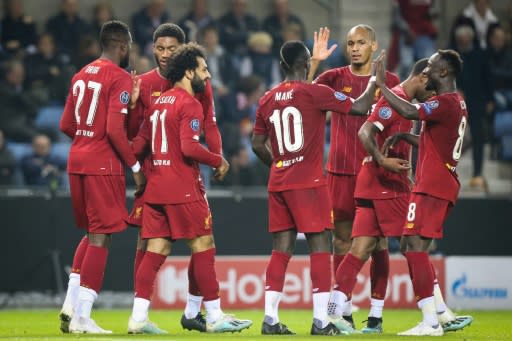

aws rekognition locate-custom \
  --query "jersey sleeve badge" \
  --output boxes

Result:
[120,91,130,105]
[378,106,392,120]
[334,91,347,101]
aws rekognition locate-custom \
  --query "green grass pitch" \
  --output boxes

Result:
[1,309,511,340]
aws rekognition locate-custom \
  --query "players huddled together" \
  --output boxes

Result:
[58,18,473,336]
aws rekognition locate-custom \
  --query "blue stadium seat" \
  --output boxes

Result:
[501,136,512,161]
[35,105,64,129]
[494,111,512,137]
[7,142,32,163]
[51,142,71,161]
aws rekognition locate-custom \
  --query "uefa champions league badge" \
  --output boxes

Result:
[422,100,439,115]
[190,119,200,131]
[334,91,347,101]
[378,106,392,120]
[120,91,130,104]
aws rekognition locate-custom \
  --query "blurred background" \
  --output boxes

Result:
[0,0,510,311]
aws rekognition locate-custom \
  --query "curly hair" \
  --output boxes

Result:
[153,23,185,44]
[166,42,206,83]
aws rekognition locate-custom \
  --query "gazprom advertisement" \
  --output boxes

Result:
[446,257,511,310]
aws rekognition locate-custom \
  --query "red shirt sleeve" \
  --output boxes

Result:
[132,118,150,160]
[180,100,222,168]
[59,86,77,138]
[368,96,399,132]
[197,80,222,154]
[127,98,145,140]
[313,69,335,86]
[418,96,449,123]
[106,74,137,168]
[310,84,354,114]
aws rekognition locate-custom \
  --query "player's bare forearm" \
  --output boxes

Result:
[350,81,377,115]
[400,133,419,147]
[358,121,385,164]
[307,59,320,83]
[252,134,273,167]
[379,85,420,120]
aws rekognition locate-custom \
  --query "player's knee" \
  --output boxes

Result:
[146,237,171,255]
[188,234,215,253]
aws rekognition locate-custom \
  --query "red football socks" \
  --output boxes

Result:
[335,253,365,298]
[192,248,219,301]
[265,250,292,292]
[71,236,89,274]
[188,254,201,296]
[134,251,166,300]
[133,249,145,289]
[405,252,434,301]
[332,254,345,278]
[370,249,390,299]
[310,252,331,292]
[80,245,109,293]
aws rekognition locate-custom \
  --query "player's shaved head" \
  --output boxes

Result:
[100,20,130,50]
[280,40,310,73]
[438,49,463,77]
[410,58,429,77]
[348,24,376,41]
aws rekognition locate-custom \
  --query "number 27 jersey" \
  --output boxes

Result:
[254,81,353,192]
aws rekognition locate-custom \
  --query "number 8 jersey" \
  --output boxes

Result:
[414,92,468,204]
[254,81,354,192]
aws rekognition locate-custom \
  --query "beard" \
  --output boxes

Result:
[425,80,436,91]
[191,73,206,93]
[120,53,130,69]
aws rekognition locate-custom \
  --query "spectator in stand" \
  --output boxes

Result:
[0,130,16,186]
[487,23,512,111]
[179,0,216,42]
[91,2,115,38]
[131,0,170,57]
[453,24,494,192]
[72,35,101,70]
[20,134,66,187]
[46,0,91,60]
[262,0,305,55]
[486,23,512,158]
[24,32,74,104]
[239,32,280,89]
[0,59,56,142]
[218,0,260,57]
[199,24,235,102]
[462,0,498,49]
[388,0,437,80]
[1,0,37,56]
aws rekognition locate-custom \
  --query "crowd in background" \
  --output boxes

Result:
[0,0,511,192]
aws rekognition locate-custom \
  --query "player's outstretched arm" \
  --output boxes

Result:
[252,134,273,167]
[359,121,410,173]
[375,51,419,120]
[307,27,337,83]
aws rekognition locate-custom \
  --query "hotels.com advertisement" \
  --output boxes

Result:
[152,255,445,309]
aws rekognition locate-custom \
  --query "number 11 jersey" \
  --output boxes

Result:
[254,81,354,192]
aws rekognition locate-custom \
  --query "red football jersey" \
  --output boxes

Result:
[127,69,221,154]
[355,85,413,199]
[61,58,134,175]
[142,87,221,204]
[414,92,468,204]
[314,66,400,175]
[254,81,354,192]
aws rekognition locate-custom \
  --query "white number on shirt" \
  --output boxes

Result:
[150,109,168,154]
[452,116,467,161]
[73,80,102,126]
[269,106,304,155]
[407,202,416,222]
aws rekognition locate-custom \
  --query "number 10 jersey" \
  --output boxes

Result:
[254,81,354,192]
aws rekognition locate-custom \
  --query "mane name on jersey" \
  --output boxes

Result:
[85,66,100,74]
[156,95,176,104]
[275,90,294,101]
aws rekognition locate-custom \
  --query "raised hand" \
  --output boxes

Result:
[312,27,337,62]
[130,70,142,109]
[374,50,387,87]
